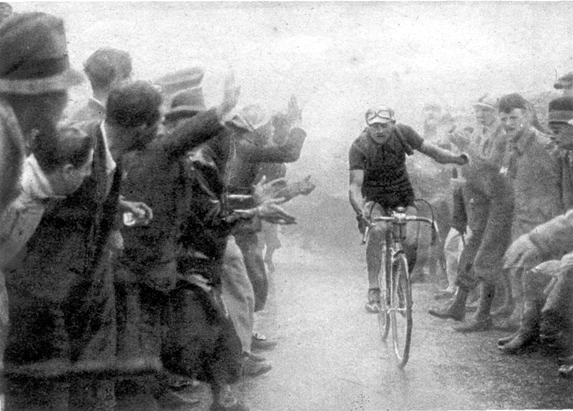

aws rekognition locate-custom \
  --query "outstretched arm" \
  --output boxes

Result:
[417,141,468,165]
[166,71,240,158]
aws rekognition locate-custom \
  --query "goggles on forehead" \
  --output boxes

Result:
[366,108,394,125]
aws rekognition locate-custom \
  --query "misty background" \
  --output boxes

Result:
[19,1,573,249]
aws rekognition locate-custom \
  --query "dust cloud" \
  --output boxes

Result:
[19,1,573,249]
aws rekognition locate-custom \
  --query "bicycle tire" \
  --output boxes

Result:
[390,251,413,368]
[377,242,391,342]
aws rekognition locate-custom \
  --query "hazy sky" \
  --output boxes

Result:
[17,1,573,194]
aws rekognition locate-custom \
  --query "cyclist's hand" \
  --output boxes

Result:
[503,235,542,270]
[356,213,367,235]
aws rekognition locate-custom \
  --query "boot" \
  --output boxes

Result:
[453,282,495,333]
[428,287,468,321]
[491,269,515,319]
[497,331,519,347]
[498,300,542,354]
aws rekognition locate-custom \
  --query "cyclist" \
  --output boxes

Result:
[349,106,469,313]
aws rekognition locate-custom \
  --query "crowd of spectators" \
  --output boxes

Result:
[424,72,573,380]
[5,3,573,411]
[0,7,315,411]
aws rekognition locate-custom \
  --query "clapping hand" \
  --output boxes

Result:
[286,95,302,128]
[257,198,296,225]
[217,70,241,122]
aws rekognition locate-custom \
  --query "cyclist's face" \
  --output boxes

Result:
[369,122,394,140]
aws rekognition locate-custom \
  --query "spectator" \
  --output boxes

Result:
[429,93,514,333]
[0,12,83,215]
[4,81,161,411]
[0,125,94,361]
[499,96,573,356]
[226,97,307,348]
[116,73,253,411]
[68,47,133,124]
[500,93,563,330]
[0,2,12,24]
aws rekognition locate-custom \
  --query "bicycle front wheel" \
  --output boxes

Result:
[390,251,413,368]
[377,245,390,342]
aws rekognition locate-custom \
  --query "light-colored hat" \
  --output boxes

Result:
[0,12,84,94]
[229,104,270,132]
[365,106,394,125]
[473,93,497,110]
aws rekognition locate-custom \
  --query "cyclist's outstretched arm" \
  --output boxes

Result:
[417,141,468,166]
[349,169,365,216]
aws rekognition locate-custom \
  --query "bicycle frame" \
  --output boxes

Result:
[361,206,436,368]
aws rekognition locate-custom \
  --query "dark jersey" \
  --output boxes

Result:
[349,124,424,208]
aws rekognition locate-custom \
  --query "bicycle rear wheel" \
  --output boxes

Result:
[377,244,391,342]
[390,251,413,368]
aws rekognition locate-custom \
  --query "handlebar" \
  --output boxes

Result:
[360,210,437,245]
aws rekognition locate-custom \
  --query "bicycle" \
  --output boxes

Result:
[361,205,437,369]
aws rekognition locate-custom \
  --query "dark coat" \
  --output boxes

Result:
[116,110,242,385]
[4,122,122,378]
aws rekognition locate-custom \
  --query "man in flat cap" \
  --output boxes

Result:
[500,96,573,361]
[497,93,563,331]
[349,105,468,313]
[226,97,306,351]
[429,94,515,333]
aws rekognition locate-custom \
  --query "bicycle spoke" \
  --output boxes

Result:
[390,252,412,368]
[377,244,390,342]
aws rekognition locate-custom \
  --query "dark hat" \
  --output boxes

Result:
[0,12,84,94]
[554,72,573,90]
[83,47,132,88]
[228,104,270,132]
[548,96,573,124]
[153,67,205,98]
[164,87,207,122]
[498,93,528,113]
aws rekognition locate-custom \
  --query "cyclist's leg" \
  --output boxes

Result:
[402,205,428,275]
[365,202,386,310]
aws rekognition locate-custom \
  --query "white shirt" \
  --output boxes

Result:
[0,155,62,268]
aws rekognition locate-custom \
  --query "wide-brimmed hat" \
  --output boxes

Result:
[0,12,84,94]
[153,67,205,98]
[228,104,270,132]
[164,87,207,122]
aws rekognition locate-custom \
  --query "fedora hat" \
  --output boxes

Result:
[164,87,207,122]
[0,12,84,94]
[153,67,205,98]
